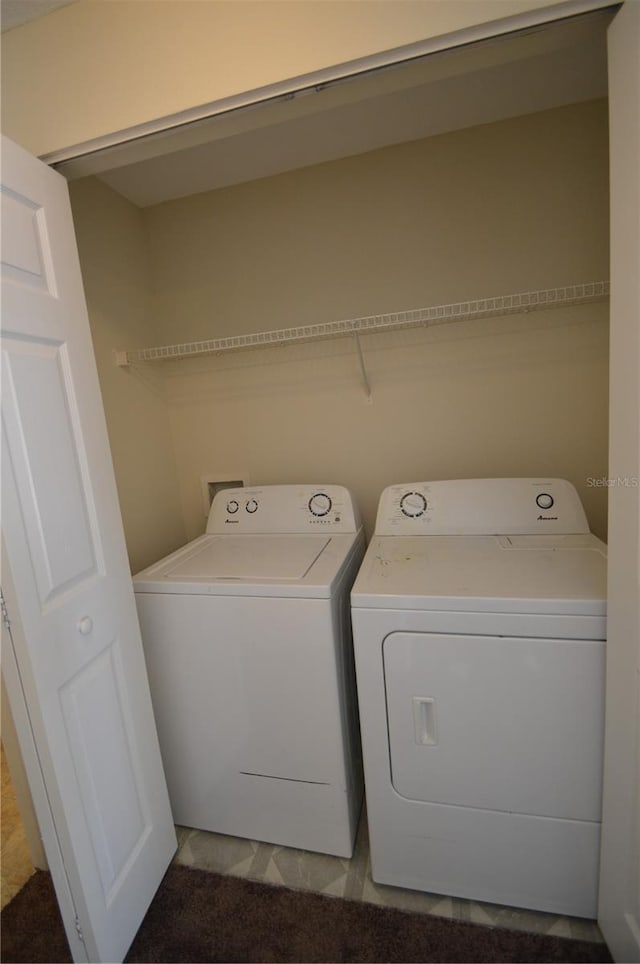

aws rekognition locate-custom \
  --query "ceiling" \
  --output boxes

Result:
[0,0,77,32]
[6,3,609,207]
[55,9,610,208]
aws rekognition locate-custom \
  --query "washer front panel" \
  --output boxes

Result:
[136,533,365,858]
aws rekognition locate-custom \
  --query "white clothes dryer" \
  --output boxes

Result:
[351,478,606,917]
[134,484,364,857]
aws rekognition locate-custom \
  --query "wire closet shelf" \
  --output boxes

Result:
[114,281,610,368]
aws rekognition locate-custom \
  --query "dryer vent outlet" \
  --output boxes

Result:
[201,476,248,517]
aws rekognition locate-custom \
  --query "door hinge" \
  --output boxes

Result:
[75,916,84,941]
[0,588,11,630]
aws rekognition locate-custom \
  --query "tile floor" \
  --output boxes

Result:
[174,809,606,945]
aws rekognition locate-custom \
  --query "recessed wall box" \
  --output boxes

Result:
[201,475,249,517]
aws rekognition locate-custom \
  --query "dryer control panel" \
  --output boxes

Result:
[375,478,590,536]
[207,484,361,534]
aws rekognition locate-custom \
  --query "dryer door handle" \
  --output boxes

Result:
[412,697,437,746]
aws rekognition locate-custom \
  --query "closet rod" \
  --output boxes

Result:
[114,281,609,367]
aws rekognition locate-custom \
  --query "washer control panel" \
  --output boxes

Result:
[308,492,333,517]
[207,484,361,533]
[376,478,590,536]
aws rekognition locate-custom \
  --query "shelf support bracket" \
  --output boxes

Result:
[352,331,372,401]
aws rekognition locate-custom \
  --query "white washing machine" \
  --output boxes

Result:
[133,484,365,857]
[351,478,607,917]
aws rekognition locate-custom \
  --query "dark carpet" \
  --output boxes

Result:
[1,865,612,963]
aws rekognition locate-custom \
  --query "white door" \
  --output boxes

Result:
[0,135,177,963]
[598,2,640,961]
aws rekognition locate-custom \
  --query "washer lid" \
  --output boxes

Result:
[133,531,362,597]
[351,533,607,616]
[165,535,329,581]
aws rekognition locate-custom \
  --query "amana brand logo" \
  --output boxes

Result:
[225,518,239,524]
[537,514,558,521]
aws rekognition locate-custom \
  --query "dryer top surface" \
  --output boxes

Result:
[351,533,607,616]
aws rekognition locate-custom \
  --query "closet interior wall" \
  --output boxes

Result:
[70,97,610,561]
[70,179,187,574]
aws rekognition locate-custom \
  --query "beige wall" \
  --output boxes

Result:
[139,100,609,542]
[69,177,186,572]
[2,0,596,158]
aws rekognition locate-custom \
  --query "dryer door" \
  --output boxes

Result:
[383,631,604,821]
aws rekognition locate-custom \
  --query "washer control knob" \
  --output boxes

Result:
[246,499,259,514]
[226,499,239,514]
[400,491,427,518]
[309,492,332,517]
[536,493,554,510]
